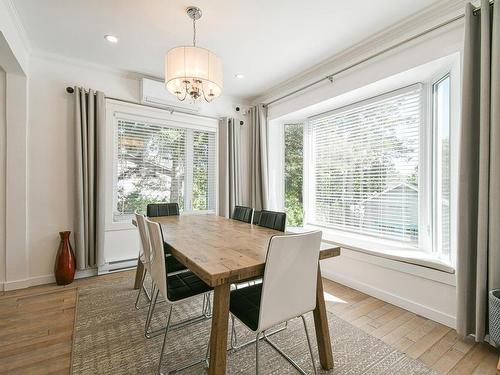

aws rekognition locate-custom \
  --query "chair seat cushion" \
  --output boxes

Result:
[229,283,262,331]
[165,254,187,273]
[167,271,212,302]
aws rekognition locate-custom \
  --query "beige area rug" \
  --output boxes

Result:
[71,273,440,374]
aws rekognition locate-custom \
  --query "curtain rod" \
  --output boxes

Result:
[263,1,493,107]
[65,86,221,121]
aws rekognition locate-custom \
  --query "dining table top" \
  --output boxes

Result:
[150,213,341,288]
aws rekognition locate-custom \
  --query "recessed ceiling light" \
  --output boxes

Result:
[104,34,119,43]
[235,74,245,79]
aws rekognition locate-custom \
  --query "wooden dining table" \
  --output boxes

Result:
[134,214,341,375]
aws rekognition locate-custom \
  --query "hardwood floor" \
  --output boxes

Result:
[0,284,77,374]
[321,278,499,375]
[0,271,498,374]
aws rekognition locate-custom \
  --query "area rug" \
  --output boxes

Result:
[71,273,440,374]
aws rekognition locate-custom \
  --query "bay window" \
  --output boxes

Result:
[283,75,455,263]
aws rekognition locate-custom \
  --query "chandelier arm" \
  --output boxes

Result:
[201,86,212,103]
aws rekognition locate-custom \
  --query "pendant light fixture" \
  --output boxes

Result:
[165,7,223,102]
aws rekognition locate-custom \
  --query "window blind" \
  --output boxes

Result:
[114,119,216,221]
[192,130,217,211]
[309,86,422,243]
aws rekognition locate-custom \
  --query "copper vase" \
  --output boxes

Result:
[54,231,76,285]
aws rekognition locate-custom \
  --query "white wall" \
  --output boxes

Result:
[0,68,5,284]
[0,0,30,75]
[321,252,457,327]
[24,54,247,282]
[0,1,31,290]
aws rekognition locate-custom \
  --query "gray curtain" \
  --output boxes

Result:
[249,104,269,211]
[74,87,106,270]
[457,0,500,341]
[218,117,241,218]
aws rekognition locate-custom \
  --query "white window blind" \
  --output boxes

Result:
[309,85,422,243]
[192,130,217,211]
[114,119,216,221]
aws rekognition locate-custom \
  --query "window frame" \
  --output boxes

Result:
[431,73,452,263]
[301,82,447,254]
[105,99,219,231]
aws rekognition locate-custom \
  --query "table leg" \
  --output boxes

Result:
[208,283,230,375]
[313,265,334,370]
[133,258,144,290]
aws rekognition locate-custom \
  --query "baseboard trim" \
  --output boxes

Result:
[1,274,55,291]
[322,269,456,329]
[0,268,99,291]
[0,259,137,291]
[76,268,98,279]
[98,258,138,274]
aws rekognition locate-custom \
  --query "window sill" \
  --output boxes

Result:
[289,225,455,275]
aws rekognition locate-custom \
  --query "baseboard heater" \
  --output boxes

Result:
[99,258,138,274]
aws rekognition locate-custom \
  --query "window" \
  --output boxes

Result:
[192,130,217,211]
[280,77,456,260]
[433,75,451,262]
[284,123,304,226]
[308,86,422,244]
[114,118,216,222]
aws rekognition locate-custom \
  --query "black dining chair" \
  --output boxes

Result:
[232,205,254,224]
[257,210,286,232]
[146,202,187,274]
[233,209,286,295]
[147,202,180,217]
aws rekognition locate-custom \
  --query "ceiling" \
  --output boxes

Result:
[12,0,442,100]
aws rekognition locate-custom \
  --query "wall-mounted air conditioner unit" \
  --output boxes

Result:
[140,77,200,113]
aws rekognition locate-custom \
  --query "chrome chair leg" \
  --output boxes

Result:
[135,268,147,309]
[202,292,212,318]
[135,269,153,309]
[158,305,173,374]
[301,315,317,375]
[230,316,288,351]
[157,304,212,374]
[204,332,210,368]
[262,324,310,375]
[146,292,212,339]
[230,315,237,349]
[255,332,261,375]
[145,287,160,338]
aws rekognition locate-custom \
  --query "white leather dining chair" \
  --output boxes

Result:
[134,212,194,309]
[144,217,213,374]
[134,211,155,309]
[228,231,322,374]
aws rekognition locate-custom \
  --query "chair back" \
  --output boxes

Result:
[147,202,180,217]
[135,212,152,270]
[145,217,168,300]
[257,231,322,332]
[232,205,254,223]
[257,210,286,232]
